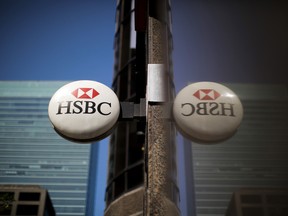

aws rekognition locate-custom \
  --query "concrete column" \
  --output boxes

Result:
[144,2,180,214]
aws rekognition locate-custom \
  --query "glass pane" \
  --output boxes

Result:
[127,164,144,189]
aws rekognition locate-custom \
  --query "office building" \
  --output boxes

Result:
[226,188,288,216]
[105,0,179,215]
[0,185,55,216]
[0,81,96,216]
[183,84,288,216]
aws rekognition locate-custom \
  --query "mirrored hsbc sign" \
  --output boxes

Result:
[48,80,242,144]
[48,80,120,143]
[173,82,243,143]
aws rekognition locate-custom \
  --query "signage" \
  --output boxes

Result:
[173,82,243,143]
[48,80,120,142]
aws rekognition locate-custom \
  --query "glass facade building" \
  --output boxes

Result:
[183,84,288,216]
[105,0,179,215]
[0,81,96,216]
[106,1,146,211]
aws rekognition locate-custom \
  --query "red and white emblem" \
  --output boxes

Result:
[72,88,99,99]
[193,89,220,100]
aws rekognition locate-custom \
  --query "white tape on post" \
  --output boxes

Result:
[147,64,168,103]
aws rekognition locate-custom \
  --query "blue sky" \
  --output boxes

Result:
[0,0,115,85]
[1,1,287,215]
[2,1,287,86]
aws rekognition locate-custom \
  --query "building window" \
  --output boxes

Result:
[106,121,145,204]
[128,122,145,165]
[115,122,127,176]
[127,163,144,190]
[19,192,41,201]
[114,173,126,199]
[16,205,39,215]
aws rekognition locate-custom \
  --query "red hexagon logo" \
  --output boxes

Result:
[193,89,221,100]
[71,88,99,99]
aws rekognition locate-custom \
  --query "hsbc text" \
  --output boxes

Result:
[181,102,235,117]
[56,101,112,115]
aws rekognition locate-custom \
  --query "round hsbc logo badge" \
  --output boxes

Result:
[173,82,243,143]
[48,80,120,142]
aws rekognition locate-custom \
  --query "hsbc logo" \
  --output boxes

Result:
[72,88,99,99]
[56,101,112,115]
[173,82,244,143]
[55,87,109,115]
[181,102,235,117]
[48,80,120,142]
[193,89,220,100]
[181,88,235,117]
[55,87,108,115]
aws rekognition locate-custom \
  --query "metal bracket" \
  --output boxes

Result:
[119,99,173,121]
[119,98,147,120]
